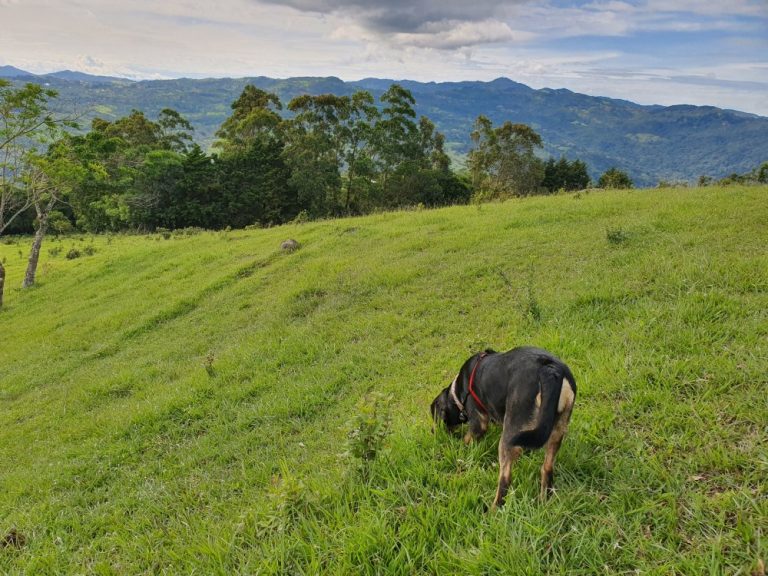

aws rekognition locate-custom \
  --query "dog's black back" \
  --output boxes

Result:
[464,347,575,447]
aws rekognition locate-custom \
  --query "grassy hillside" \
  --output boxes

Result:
[1,186,766,574]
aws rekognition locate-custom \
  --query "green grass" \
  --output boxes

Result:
[1,186,766,574]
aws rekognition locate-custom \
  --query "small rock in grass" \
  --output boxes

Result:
[281,239,300,252]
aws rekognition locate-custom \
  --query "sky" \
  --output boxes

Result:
[1,0,767,115]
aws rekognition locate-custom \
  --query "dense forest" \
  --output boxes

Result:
[1,80,601,235]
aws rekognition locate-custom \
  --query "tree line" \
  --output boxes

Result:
[3,77,766,303]
[6,78,697,299]
[1,80,604,233]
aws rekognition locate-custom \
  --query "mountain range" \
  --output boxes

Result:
[3,65,767,186]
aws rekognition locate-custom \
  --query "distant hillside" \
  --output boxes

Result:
[44,70,132,84]
[0,65,35,77]
[0,67,132,85]
[3,69,767,186]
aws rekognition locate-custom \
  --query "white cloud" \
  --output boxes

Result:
[391,20,527,50]
[0,0,766,115]
[644,0,766,17]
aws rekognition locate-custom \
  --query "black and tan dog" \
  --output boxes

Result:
[431,346,576,508]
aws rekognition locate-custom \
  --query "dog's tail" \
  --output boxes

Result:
[511,362,575,449]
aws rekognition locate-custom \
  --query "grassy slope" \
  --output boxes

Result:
[1,186,766,574]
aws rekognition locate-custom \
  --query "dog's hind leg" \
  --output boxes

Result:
[539,413,571,500]
[492,442,523,509]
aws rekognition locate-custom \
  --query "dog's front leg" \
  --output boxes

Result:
[463,413,489,445]
[492,443,522,509]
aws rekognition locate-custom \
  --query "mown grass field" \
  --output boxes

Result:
[1,186,766,575]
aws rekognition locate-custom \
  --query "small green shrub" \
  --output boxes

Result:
[203,350,216,377]
[344,392,392,479]
[175,227,204,237]
[598,167,633,189]
[48,211,74,236]
[48,247,61,257]
[291,210,310,225]
[66,248,81,260]
[522,264,542,322]
[259,464,316,536]
[606,227,630,244]
[526,288,542,322]
[83,245,96,256]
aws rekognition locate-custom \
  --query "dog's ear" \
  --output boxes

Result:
[431,389,463,431]
[430,391,451,427]
[430,395,444,424]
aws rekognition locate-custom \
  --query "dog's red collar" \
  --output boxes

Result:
[468,353,489,414]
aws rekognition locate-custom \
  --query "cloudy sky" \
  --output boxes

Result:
[2,0,767,115]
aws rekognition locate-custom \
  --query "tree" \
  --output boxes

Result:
[22,137,88,287]
[157,108,194,153]
[418,116,451,173]
[337,91,379,213]
[65,127,129,232]
[542,157,590,192]
[215,85,283,154]
[371,84,421,197]
[92,110,164,149]
[1,80,77,303]
[380,116,461,208]
[67,109,194,231]
[218,138,296,227]
[1,80,75,235]
[285,94,346,217]
[468,115,544,198]
[755,161,768,184]
[367,85,458,209]
[286,91,405,215]
[128,149,186,230]
[149,145,221,229]
[0,252,4,309]
[214,86,297,226]
[597,167,633,189]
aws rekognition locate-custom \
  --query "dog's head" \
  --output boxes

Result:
[430,387,464,431]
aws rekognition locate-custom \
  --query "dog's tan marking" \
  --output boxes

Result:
[535,391,542,408]
[558,378,575,413]
[493,445,523,509]
[539,413,570,500]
